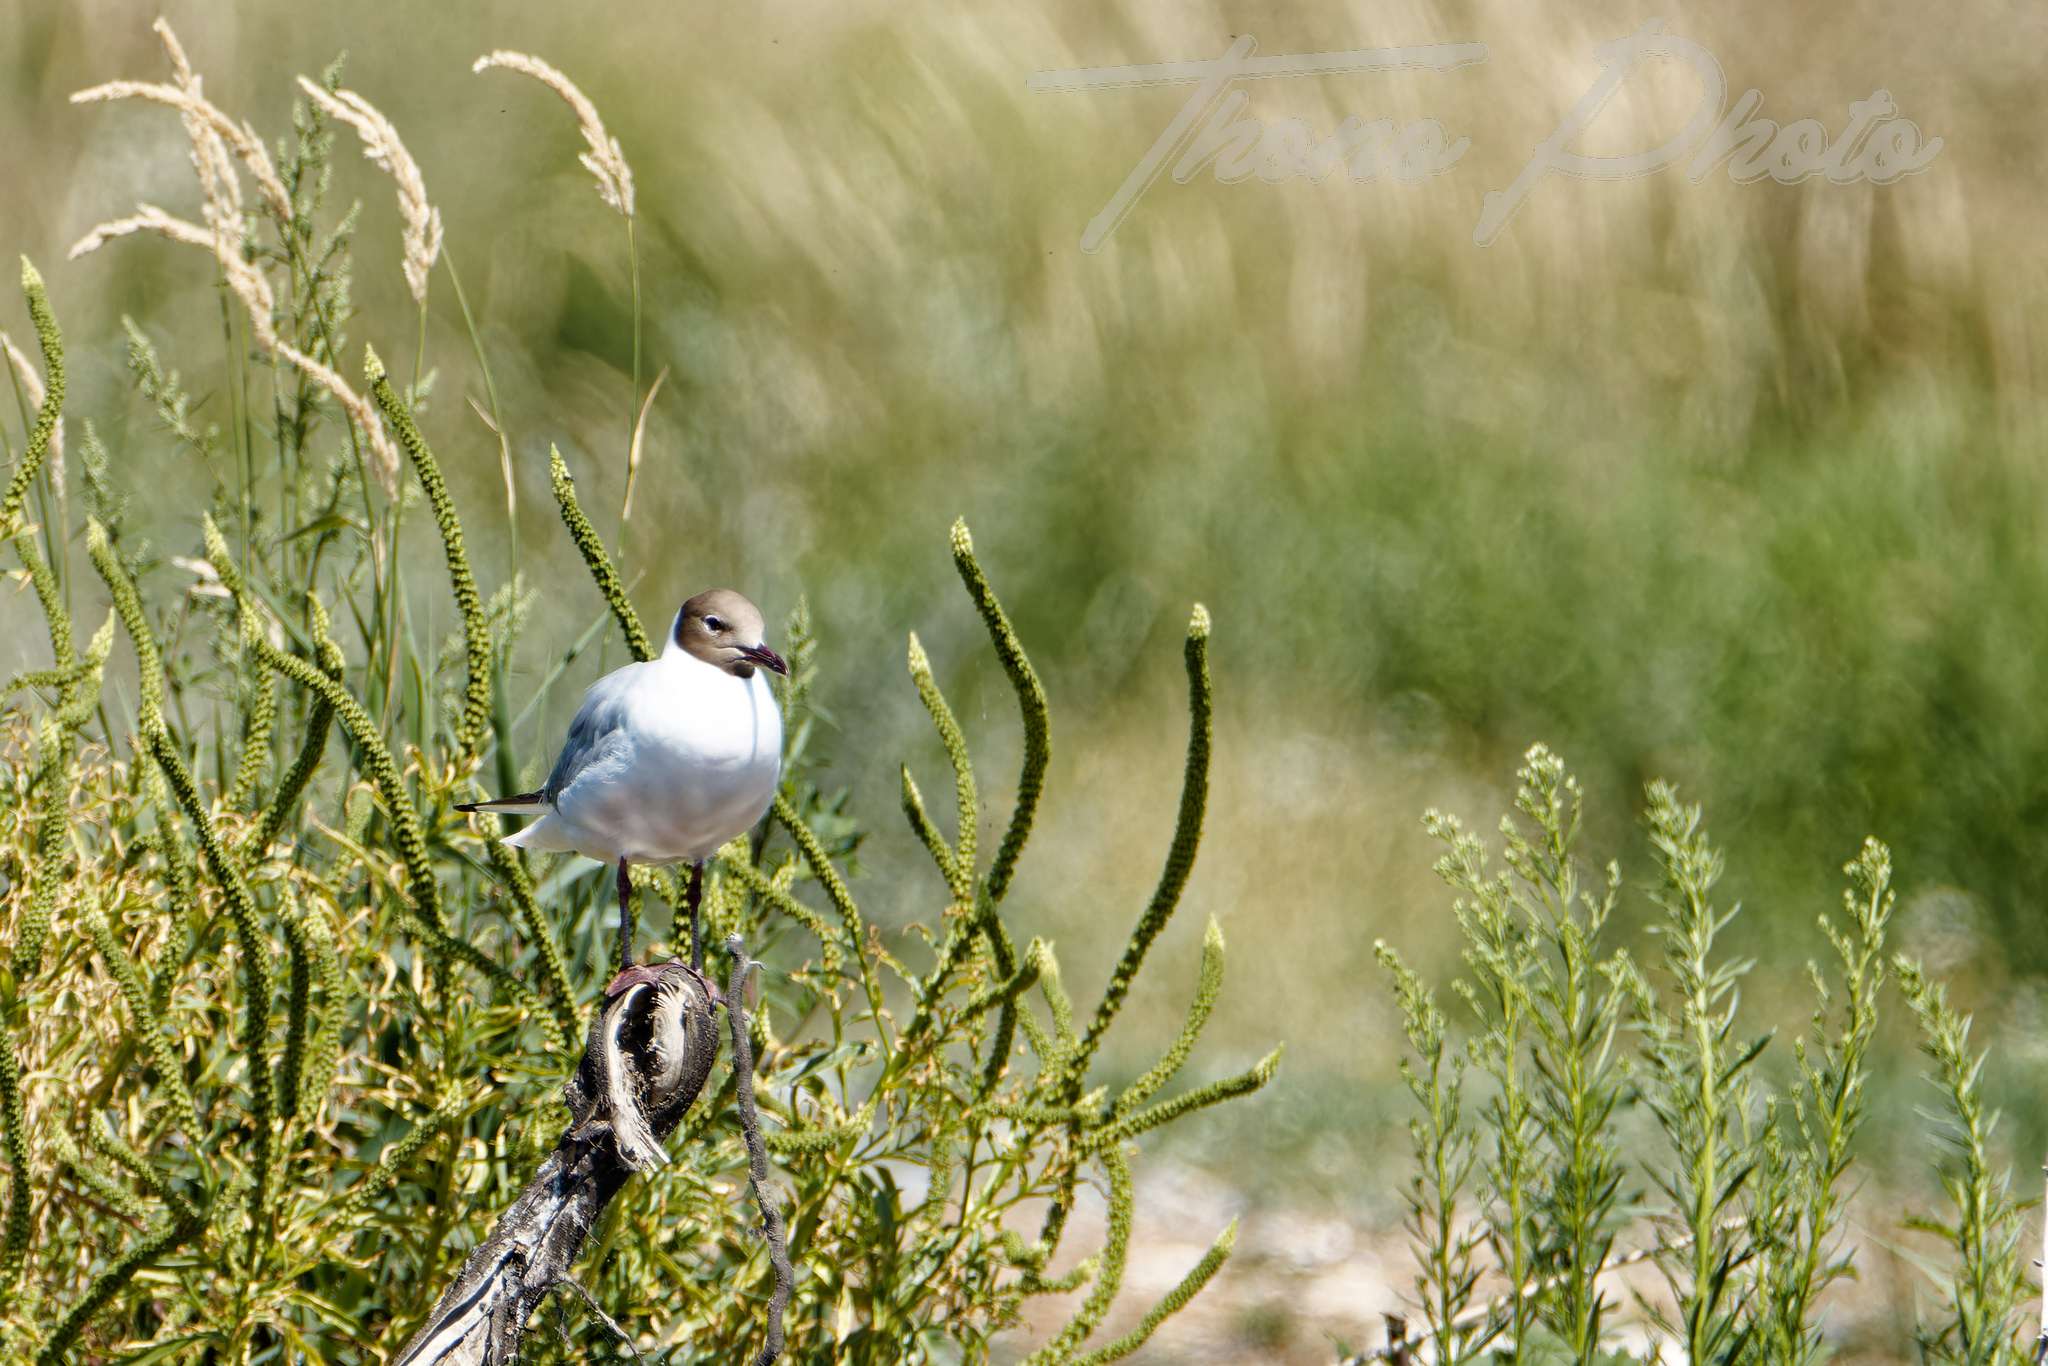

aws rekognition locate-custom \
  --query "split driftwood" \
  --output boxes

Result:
[393,937,793,1365]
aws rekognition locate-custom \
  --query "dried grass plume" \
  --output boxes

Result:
[67,27,401,497]
[71,21,291,227]
[472,51,635,216]
[296,77,442,303]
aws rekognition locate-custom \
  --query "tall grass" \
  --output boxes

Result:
[1376,748,2038,1363]
[0,28,1275,1362]
[5,6,2046,1181]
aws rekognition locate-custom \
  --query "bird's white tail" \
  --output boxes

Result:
[502,812,575,853]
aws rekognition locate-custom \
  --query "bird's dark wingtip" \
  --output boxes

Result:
[455,790,546,814]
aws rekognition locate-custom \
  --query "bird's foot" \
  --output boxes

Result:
[603,957,719,1001]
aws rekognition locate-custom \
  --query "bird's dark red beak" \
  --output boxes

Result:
[740,643,789,676]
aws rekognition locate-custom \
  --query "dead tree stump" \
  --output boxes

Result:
[393,962,720,1365]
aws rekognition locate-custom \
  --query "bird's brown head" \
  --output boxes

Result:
[672,589,787,678]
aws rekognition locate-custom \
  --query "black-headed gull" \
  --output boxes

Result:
[460,589,787,992]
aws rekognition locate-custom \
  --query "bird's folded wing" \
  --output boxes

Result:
[542,668,640,802]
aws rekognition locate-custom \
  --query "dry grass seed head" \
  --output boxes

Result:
[471,50,635,216]
[295,78,442,303]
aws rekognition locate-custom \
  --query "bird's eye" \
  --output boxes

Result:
[704,616,725,633]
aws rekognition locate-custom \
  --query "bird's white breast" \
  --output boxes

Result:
[551,653,782,864]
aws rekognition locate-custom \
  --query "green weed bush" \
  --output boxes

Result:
[1375,747,2037,1365]
[0,35,1272,1363]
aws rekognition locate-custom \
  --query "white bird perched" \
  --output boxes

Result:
[459,589,786,994]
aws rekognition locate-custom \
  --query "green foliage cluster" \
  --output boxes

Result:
[0,53,1272,1363]
[1375,747,2037,1365]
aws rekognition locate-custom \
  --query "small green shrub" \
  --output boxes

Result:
[0,26,1274,1363]
[1375,747,2037,1365]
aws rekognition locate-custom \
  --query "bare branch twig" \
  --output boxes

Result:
[725,934,794,1366]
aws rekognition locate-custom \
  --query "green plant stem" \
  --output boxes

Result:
[439,245,517,580]
[367,347,492,762]
[1069,605,1209,1094]
[549,444,651,661]
[621,212,640,548]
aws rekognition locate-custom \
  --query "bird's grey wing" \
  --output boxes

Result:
[542,669,638,802]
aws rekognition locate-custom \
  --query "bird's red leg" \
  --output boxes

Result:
[616,856,634,975]
[687,861,705,971]
[605,859,668,998]
[606,861,713,1000]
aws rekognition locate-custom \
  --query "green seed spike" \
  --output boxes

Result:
[965,939,1045,1017]
[46,1131,148,1225]
[923,1111,957,1219]
[780,594,818,729]
[1113,916,1225,1117]
[1015,933,1081,1081]
[949,519,1046,905]
[1024,1176,1077,1295]
[976,890,1025,1093]
[1071,604,1212,1093]
[296,902,346,1123]
[900,766,963,897]
[17,538,72,672]
[1070,1220,1237,1365]
[96,528,277,1224]
[703,860,738,947]
[337,1085,469,1217]
[484,836,581,1049]
[97,519,204,1008]
[0,1030,31,1283]
[764,1100,875,1158]
[87,519,165,723]
[762,1124,857,1157]
[776,794,889,1044]
[88,1113,193,1222]
[32,1208,205,1366]
[143,723,277,1227]
[549,444,652,662]
[252,593,342,858]
[42,610,112,739]
[1,257,63,535]
[1022,1257,1097,1297]
[243,601,444,931]
[368,351,493,760]
[399,905,544,1013]
[1021,1144,1135,1365]
[1,665,83,695]
[907,630,977,893]
[278,889,316,1124]
[199,513,244,599]
[86,893,202,1137]
[14,719,69,980]
[200,516,274,815]
[1038,939,1077,1053]
[12,532,100,979]
[144,762,199,1016]
[226,669,276,812]
[973,1098,1094,1128]
[1084,1047,1281,1151]
[719,849,839,971]
[1001,1228,1050,1272]
[1016,992,1057,1066]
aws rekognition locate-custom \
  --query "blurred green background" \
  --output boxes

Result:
[3,0,2043,1353]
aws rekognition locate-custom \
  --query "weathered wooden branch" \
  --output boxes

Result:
[393,962,720,1365]
[724,936,794,1366]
